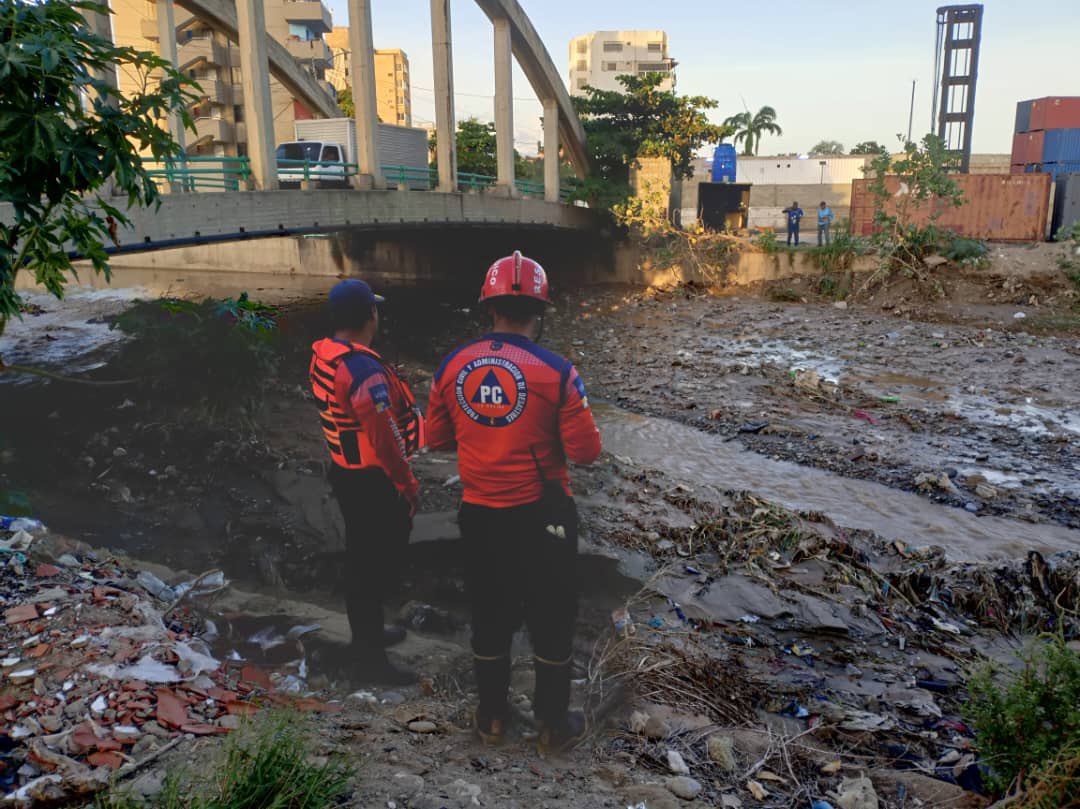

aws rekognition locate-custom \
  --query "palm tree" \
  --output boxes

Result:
[723,106,783,156]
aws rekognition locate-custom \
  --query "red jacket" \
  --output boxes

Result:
[427,333,601,508]
[310,338,420,503]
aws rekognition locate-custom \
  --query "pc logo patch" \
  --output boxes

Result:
[455,357,528,427]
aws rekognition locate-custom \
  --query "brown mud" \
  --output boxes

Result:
[1,243,1079,807]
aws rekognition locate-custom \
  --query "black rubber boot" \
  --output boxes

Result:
[474,655,511,744]
[536,710,587,754]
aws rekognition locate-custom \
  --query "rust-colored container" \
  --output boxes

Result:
[1010,163,1025,175]
[1029,97,1080,131]
[849,173,1051,241]
[1011,131,1045,165]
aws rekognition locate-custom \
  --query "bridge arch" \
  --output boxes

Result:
[164,0,588,191]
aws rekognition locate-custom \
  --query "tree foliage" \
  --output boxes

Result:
[810,140,845,155]
[573,73,731,192]
[336,86,354,119]
[723,106,782,156]
[865,134,964,276]
[851,140,888,155]
[0,0,195,339]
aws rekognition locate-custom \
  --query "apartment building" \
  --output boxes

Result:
[568,31,675,96]
[325,28,411,128]
[112,0,335,155]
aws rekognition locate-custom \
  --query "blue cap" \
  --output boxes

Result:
[328,279,385,324]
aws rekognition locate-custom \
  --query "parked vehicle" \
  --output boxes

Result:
[275,118,429,189]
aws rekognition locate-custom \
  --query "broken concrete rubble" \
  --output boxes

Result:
[0,522,342,806]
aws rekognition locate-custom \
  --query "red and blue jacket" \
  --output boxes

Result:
[310,338,422,503]
[427,333,602,508]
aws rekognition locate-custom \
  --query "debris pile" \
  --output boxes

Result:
[0,518,339,807]
[590,473,1079,807]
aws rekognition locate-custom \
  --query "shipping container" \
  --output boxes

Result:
[1029,97,1080,131]
[1041,129,1080,164]
[711,144,737,183]
[1010,164,1025,175]
[1041,162,1080,181]
[1051,173,1080,239]
[1011,131,1045,165]
[848,173,1051,242]
[1015,99,1034,133]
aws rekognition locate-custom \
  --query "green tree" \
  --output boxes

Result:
[723,106,782,156]
[336,87,354,118]
[455,118,497,176]
[810,140,845,155]
[852,140,888,155]
[572,73,730,202]
[0,0,194,339]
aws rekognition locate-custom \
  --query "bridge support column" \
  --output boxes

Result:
[543,98,560,203]
[236,0,278,190]
[156,0,186,156]
[493,16,515,195]
[347,0,383,190]
[430,0,457,192]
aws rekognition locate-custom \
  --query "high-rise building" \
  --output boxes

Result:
[111,0,335,155]
[568,31,675,96]
[324,28,411,128]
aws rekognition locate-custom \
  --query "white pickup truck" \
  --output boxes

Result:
[275,140,351,188]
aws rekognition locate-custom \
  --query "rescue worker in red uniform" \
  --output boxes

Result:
[427,252,602,752]
[310,279,425,684]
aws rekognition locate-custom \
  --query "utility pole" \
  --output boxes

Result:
[908,79,916,144]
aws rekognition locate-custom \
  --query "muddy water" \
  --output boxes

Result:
[594,403,1080,561]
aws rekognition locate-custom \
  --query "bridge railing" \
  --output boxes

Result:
[142,157,582,203]
[142,156,252,192]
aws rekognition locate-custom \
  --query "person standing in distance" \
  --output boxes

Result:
[309,280,425,684]
[427,252,602,753]
[782,200,804,247]
[817,200,835,246]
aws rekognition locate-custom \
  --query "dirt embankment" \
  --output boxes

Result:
[1,242,1078,808]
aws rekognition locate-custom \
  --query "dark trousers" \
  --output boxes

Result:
[818,223,831,246]
[460,497,578,724]
[787,222,800,245]
[329,466,411,651]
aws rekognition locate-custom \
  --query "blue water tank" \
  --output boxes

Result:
[711,144,737,183]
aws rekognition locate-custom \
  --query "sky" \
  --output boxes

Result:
[322,0,1080,157]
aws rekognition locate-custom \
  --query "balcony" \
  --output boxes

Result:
[192,117,234,145]
[282,0,332,34]
[189,78,229,105]
[178,36,227,70]
[140,14,198,41]
[284,37,333,69]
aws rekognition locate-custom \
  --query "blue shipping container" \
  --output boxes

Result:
[1041,161,1080,181]
[711,144,737,183]
[1015,99,1034,134]
[1042,129,1080,163]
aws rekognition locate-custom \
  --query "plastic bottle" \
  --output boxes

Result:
[0,517,48,535]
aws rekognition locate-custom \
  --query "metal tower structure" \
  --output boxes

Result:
[931,4,983,173]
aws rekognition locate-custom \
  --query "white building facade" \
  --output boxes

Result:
[568,31,675,96]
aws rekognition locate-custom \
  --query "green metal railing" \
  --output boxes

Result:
[142,155,251,192]
[381,164,437,189]
[142,156,582,205]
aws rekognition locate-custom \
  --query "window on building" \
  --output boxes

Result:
[233,104,244,123]
[647,42,663,52]
[575,60,587,71]
[231,67,242,84]
[576,78,587,89]
[287,23,316,41]
[576,40,587,53]
[637,62,670,72]
[602,41,623,52]
[603,62,617,71]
